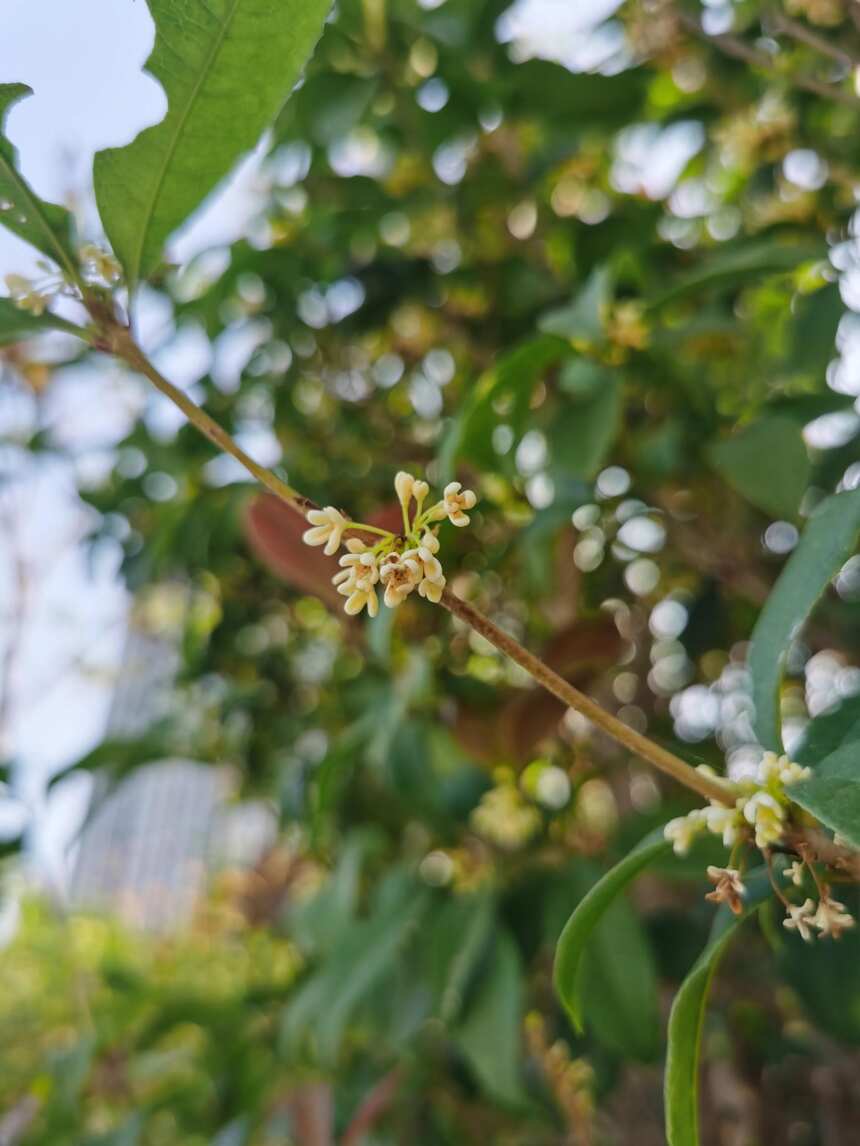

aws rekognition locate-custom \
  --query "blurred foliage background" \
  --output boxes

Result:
[5,0,860,1142]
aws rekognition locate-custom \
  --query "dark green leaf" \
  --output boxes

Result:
[748,489,860,750]
[94,0,332,288]
[553,828,669,1031]
[708,415,809,520]
[665,868,772,1146]
[456,930,527,1105]
[0,85,81,281]
[791,743,860,847]
[794,694,860,764]
[550,372,622,481]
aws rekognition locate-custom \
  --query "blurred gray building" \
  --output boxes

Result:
[71,623,275,931]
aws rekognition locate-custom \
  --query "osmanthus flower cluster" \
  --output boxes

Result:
[302,471,477,617]
[665,751,856,939]
[4,244,121,315]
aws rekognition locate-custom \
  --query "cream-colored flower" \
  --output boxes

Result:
[4,273,50,315]
[418,577,444,603]
[757,751,811,788]
[79,243,122,285]
[784,860,806,887]
[337,545,379,592]
[412,478,430,513]
[379,551,422,607]
[302,506,348,556]
[394,471,415,510]
[664,809,705,856]
[704,803,742,848]
[742,790,785,849]
[779,760,812,786]
[343,585,379,618]
[783,898,817,942]
[471,783,541,850]
[705,866,746,915]
[442,480,477,527]
[812,891,855,939]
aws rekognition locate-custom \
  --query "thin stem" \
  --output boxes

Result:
[678,10,860,107]
[439,588,736,806]
[348,521,394,539]
[766,7,859,69]
[114,333,315,517]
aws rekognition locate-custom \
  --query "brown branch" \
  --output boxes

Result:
[341,1069,400,1146]
[439,588,735,805]
[766,7,859,68]
[678,9,860,106]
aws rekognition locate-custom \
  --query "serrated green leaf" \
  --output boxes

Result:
[0,298,85,345]
[748,489,860,750]
[665,869,772,1146]
[553,827,669,1031]
[791,744,860,848]
[94,0,332,289]
[0,85,80,281]
[708,415,809,520]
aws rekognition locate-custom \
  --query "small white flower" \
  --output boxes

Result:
[4,272,51,315]
[812,890,855,939]
[302,506,349,556]
[79,242,122,285]
[779,760,812,786]
[412,478,430,512]
[704,803,742,848]
[784,898,817,942]
[379,551,422,607]
[337,547,379,592]
[664,810,705,856]
[344,586,379,618]
[394,470,416,509]
[742,790,785,849]
[784,860,806,887]
[442,480,477,527]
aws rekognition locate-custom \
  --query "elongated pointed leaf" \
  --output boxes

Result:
[791,743,860,848]
[553,827,669,1030]
[748,489,860,751]
[94,0,332,289]
[665,869,772,1146]
[708,415,809,520]
[0,298,84,345]
[0,85,80,280]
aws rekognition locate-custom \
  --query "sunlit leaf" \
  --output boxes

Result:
[0,85,81,282]
[94,0,332,288]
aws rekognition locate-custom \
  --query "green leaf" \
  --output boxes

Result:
[650,239,824,307]
[0,85,80,281]
[553,827,669,1031]
[665,869,772,1146]
[538,267,612,342]
[794,694,860,764]
[550,371,622,481]
[791,743,860,848]
[708,415,810,520]
[456,930,527,1105]
[94,0,332,289]
[579,886,661,1060]
[748,489,860,750]
[0,298,85,345]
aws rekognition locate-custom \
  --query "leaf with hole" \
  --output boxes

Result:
[94,0,332,289]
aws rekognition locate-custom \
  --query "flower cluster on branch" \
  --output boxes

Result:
[302,471,477,617]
